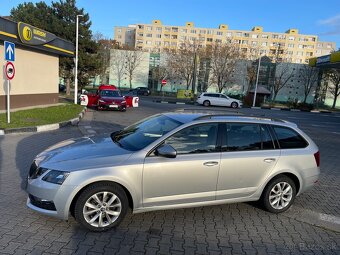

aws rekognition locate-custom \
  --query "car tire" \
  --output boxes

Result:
[231,102,238,108]
[261,175,296,213]
[74,182,129,232]
[203,100,210,107]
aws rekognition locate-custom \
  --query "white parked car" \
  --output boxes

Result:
[197,93,242,108]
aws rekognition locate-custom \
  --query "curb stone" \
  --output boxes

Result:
[0,107,87,135]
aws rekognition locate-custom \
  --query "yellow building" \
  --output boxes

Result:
[114,20,336,64]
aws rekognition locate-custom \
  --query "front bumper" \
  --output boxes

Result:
[98,103,126,111]
[26,177,77,220]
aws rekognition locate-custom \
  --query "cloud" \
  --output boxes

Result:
[318,14,340,35]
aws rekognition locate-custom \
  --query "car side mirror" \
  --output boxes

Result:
[155,144,177,158]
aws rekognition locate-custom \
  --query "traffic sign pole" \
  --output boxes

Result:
[7,80,10,124]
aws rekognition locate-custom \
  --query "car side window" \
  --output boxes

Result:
[220,95,227,99]
[226,123,262,151]
[273,126,308,149]
[164,123,219,154]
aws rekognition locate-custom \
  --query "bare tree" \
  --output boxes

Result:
[326,69,340,109]
[124,49,144,89]
[299,65,319,103]
[166,40,199,90]
[206,42,243,93]
[271,63,295,101]
[93,32,116,84]
[110,49,127,89]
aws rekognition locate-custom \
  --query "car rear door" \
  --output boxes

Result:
[216,123,280,200]
[143,123,222,207]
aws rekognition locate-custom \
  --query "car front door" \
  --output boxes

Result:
[219,95,232,107]
[143,123,221,207]
[216,123,280,200]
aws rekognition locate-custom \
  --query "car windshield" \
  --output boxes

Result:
[111,114,182,151]
[100,90,122,97]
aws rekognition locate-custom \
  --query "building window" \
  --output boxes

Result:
[180,36,187,40]
[288,43,294,48]
[156,27,162,32]
[226,32,232,37]
[164,27,171,32]
[251,34,258,38]
[155,41,161,46]
[200,30,206,34]
[190,36,196,41]
[146,34,152,37]
[262,34,268,39]
[181,28,187,33]
[171,42,177,46]
[216,39,222,43]
[217,31,223,36]
[243,33,249,37]
[164,34,170,39]
[207,38,213,42]
[146,26,152,31]
[207,30,213,35]
[117,28,122,33]
[236,32,242,37]
[171,35,178,39]
[138,25,144,29]
[191,29,197,34]
[137,33,143,37]
[298,44,303,49]
[252,41,257,46]
[242,40,248,44]
[278,35,286,39]
[164,41,170,46]
[156,34,161,38]
[117,35,122,39]
[261,42,267,46]
[289,36,295,41]
[172,27,178,32]
[146,41,152,45]
[272,34,279,39]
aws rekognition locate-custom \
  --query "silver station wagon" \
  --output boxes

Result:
[26,112,320,231]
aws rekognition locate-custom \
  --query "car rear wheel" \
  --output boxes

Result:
[74,182,129,232]
[261,175,296,213]
[203,100,210,107]
[231,102,238,108]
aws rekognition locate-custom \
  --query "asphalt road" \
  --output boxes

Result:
[0,99,339,254]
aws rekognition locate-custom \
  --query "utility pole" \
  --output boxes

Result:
[74,14,83,104]
[191,52,197,98]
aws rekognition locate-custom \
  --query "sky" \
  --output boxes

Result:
[1,0,340,47]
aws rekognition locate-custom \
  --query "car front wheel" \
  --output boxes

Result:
[261,175,296,213]
[74,182,129,232]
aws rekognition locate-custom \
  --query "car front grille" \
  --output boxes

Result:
[29,194,56,211]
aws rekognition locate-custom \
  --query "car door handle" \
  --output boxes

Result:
[264,158,276,163]
[203,161,219,167]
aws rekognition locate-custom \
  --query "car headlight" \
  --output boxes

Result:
[121,100,126,104]
[42,170,70,185]
[98,99,105,103]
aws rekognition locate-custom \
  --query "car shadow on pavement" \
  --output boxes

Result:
[15,127,82,190]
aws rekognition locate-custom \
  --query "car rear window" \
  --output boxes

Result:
[272,126,308,149]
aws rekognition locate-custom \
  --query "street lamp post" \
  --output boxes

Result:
[252,55,262,107]
[74,14,83,104]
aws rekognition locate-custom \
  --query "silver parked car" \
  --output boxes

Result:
[26,112,320,231]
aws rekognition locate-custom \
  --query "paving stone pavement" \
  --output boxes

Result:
[0,106,339,254]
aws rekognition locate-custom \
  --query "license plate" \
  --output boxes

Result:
[109,105,118,108]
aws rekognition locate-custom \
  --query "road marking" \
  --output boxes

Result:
[319,213,340,225]
[332,132,340,135]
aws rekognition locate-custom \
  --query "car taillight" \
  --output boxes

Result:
[314,151,320,167]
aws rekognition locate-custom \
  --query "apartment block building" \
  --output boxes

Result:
[114,20,336,64]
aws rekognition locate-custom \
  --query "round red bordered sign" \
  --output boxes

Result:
[5,62,15,80]
[161,79,167,86]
